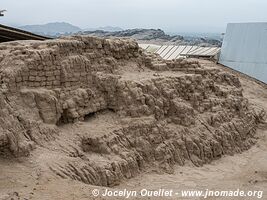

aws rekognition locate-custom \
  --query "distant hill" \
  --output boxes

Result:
[19,22,82,36]
[85,26,123,32]
[83,28,183,40]
[19,23,123,37]
[82,28,221,47]
[18,22,221,47]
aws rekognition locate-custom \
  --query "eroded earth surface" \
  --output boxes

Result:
[0,36,266,199]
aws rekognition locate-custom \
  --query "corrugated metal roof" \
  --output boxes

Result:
[139,43,220,60]
[183,46,220,57]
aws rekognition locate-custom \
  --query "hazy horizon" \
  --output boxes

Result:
[1,0,267,33]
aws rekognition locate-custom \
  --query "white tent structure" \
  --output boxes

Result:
[219,23,267,83]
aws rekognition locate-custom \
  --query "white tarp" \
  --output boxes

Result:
[219,23,267,83]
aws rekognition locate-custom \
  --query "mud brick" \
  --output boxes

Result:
[65,82,71,87]
[21,70,29,76]
[45,71,53,76]
[35,76,42,82]
[37,65,44,70]
[80,72,87,77]
[29,76,36,81]
[70,77,77,82]
[47,76,56,81]
[15,76,22,83]
[28,82,35,87]
[34,82,40,87]
[70,82,76,86]
[74,73,80,78]
[51,65,57,70]
[44,66,50,71]
[20,81,26,87]
[8,82,16,88]
[38,71,45,76]
[53,80,60,86]
[80,65,86,71]
[54,70,60,76]
[27,65,35,69]
[46,81,52,86]
[30,71,38,76]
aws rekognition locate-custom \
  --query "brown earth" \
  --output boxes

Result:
[0,36,266,200]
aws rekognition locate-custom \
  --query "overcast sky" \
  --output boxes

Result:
[1,0,267,33]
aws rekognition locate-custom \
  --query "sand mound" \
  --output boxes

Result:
[0,36,265,187]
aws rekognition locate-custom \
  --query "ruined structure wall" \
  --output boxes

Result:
[0,36,265,186]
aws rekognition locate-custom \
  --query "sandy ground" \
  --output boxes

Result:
[0,60,266,200]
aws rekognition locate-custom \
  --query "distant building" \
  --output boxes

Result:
[219,23,267,83]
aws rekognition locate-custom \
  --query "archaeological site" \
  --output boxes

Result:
[0,35,266,199]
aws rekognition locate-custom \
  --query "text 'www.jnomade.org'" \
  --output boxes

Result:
[91,188,264,199]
